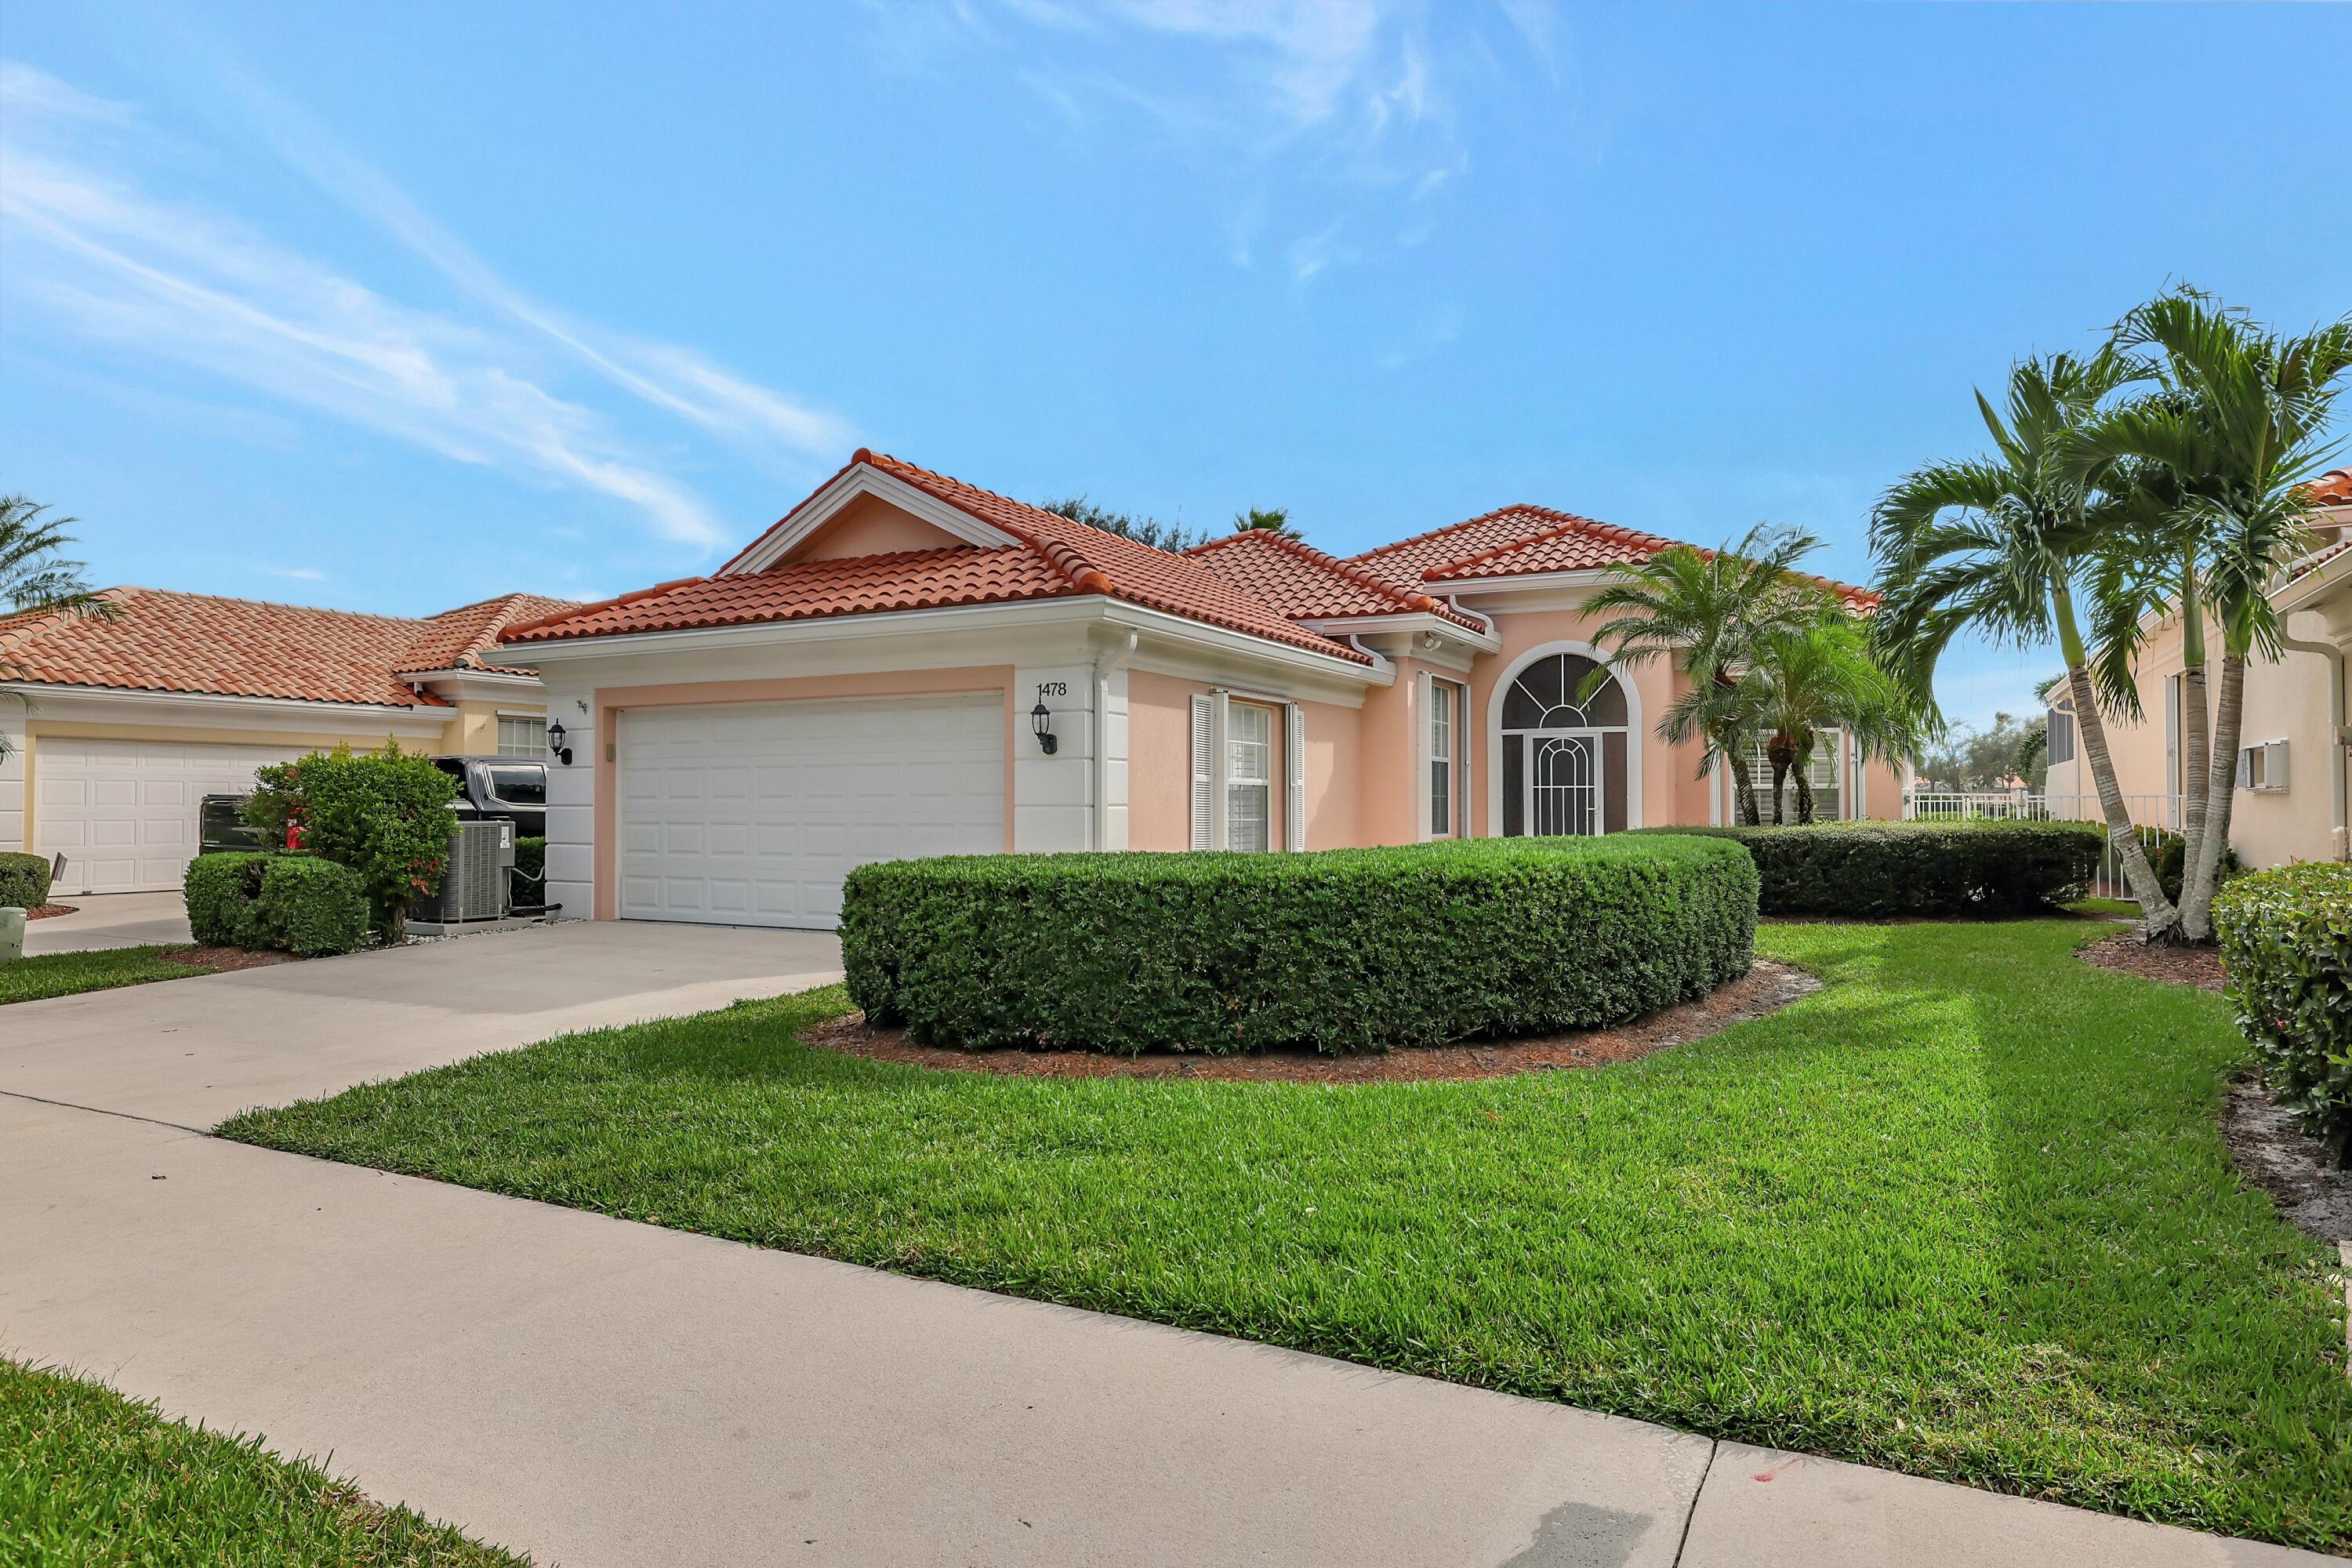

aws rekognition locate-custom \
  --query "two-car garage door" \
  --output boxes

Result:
[619,694,1004,931]
[36,738,299,895]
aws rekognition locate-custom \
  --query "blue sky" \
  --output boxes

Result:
[3,2,2344,727]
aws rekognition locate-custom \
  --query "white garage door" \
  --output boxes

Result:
[619,693,1004,930]
[35,738,300,895]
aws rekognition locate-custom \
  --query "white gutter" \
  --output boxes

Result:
[0,682,447,728]
[1346,635,1398,683]
[1092,630,1138,851]
[2280,623,2350,860]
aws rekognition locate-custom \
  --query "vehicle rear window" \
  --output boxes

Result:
[484,765,546,806]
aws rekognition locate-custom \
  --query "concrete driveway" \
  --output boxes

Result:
[0,921,2328,1567]
[22,891,194,954]
[1,918,846,1127]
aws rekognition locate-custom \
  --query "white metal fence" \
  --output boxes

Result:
[1903,791,2183,902]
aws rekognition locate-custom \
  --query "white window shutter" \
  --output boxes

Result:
[1190,695,1213,849]
[1287,703,1306,851]
[2265,739,2289,790]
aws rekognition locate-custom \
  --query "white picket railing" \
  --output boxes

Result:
[1903,791,2184,902]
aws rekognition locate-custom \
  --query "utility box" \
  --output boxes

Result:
[408,818,515,933]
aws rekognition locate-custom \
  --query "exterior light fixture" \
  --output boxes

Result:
[1031,695,1058,755]
[546,720,573,767]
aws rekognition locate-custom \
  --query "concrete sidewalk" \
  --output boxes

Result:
[0,918,844,1127]
[21,890,193,954]
[2,1096,2326,1568]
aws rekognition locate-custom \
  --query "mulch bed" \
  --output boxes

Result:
[2222,1074,2352,1246]
[803,959,1822,1084]
[160,945,300,974]
[23,904,77,920]
[2076,930,2227,993]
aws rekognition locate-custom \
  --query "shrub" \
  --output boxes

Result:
[0,850,49,909]
[252,855,372,957]
[2215,863,2352,1167]
[1633,820,2106,917]
[2151,829,2243,905]
[184,851,274,946]
[841,836,1758,1055]
[246,743,457,939]
[514,835,546,881]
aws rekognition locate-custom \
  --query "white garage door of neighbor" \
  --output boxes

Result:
[619,693,1005,930]
[35,737,301,895]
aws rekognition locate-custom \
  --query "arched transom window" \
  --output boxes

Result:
[1500,652,1630,837]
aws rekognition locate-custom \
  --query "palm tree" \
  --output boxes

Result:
[1871,350,2180,933]
[2076,289,2352,939]
[1,495,115,762]
[1583,524,1824,825]
[1232,507,1304,540]
[1747,601,1926,824]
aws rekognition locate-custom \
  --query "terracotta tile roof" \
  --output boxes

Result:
[1353,502,1878,608]
[0,587,572,707]
[2308,468,2352,507]
[514,451,1372,664]
[399,593,583,673]
[1348,505,1586,590]
[503,547,1071,642]
[1185,528,1486,630]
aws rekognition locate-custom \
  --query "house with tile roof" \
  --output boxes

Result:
[2044,468,2352,868]
[0,590,573,894]
[498,450,1902,931]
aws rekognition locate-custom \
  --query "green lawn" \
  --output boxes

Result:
[0,1359,528,1566]
[220,920,2352,1552]
[1,946,208,1005]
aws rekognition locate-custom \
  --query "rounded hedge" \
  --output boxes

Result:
[840,835,1759,1056]
[0,850,50,909]
[183,851,371,956]
[1631,820,2107,917]
[2214,862,2352,1167]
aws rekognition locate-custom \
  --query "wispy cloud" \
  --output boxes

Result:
[885,2,1539,285]
[0,61,854,553]
[264,565,329,583]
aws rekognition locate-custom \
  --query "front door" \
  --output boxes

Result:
[1523,730,1604,837]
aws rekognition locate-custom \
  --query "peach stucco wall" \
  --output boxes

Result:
[793,493,965,561]
[1125,669,1354,850]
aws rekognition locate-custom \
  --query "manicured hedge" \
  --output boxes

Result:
[841,836,1758,1056]
[514,835,546,882]
[185,851,273,946]
[183,851,370,956]
[2215,863,2352,1167]
[1631,820,2106,918]
[0,850,49,909]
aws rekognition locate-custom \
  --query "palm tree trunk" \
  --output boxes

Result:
[2178,554,2209,891]
[1725,751,1762,826]
[1768,761,1790,825]
[1795,771,1816,825]
[2053,583,2178,935]
[2178,648,2245,942]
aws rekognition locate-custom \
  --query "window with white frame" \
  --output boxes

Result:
[496,714,547,758]
[1746,730,1842,821]
[2237,739,2288,793]
[2045,706,2075,766]
[1429,681,1457,837]
[1227,703,1273,852]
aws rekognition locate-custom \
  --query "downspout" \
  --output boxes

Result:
[1346,635,1398,683]
[2278,623,2349,860]
[1092,630,1139,851]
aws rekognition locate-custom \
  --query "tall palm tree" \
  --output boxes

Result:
[2076,289,2352,939]
[1871,350,2180,932]
[1746,601,1926,825]
[1583,523,1823,825]
[1,495,115,763]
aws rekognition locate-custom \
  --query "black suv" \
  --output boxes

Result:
[432,756,548,838]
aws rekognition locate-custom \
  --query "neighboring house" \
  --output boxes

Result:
[500,450,1902,931]
[0,590,573,894]
[2045,467,2352,867]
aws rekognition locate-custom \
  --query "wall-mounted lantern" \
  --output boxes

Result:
[1030,695,1058,755]
[547,720,574,767]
